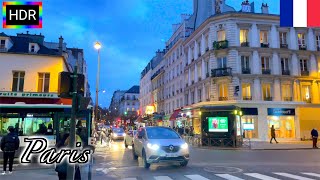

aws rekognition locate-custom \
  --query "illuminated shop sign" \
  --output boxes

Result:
[267,108,295,116]
[0,92,58,98]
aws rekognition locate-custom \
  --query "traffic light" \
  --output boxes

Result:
[58,72,85,98]
[124,111,127,115]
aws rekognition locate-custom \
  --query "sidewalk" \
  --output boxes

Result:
[195,140,319,150]
[250,140,318,150]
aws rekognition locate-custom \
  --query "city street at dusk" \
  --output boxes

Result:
[1,0,320,179]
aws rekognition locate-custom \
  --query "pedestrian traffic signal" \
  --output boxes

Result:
[124,111,127,115]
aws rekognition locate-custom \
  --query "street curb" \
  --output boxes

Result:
[195,147,320,151]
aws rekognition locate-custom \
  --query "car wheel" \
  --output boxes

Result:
[125,141,128,148]
[132,145,138,160]
[142,149,150,169]
[180,161,188,167]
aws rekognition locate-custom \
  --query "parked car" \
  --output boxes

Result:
[111,128,126,140]
[132,126,189,169]
[124,130,137,148]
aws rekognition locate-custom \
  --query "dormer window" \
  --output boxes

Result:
[29,43,38,53]
[31,45,35,52]
[0,40,5,49]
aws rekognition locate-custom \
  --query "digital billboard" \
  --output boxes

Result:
[208,117,228,132]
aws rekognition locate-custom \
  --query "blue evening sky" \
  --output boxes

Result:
[1,0,278,108]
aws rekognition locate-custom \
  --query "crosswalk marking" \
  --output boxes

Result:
[185,174,210,180]
[274,172,315,180]
[154,176,173,180]
[245,173,280,180]
[301,173,320,178]
[215,174,244,180]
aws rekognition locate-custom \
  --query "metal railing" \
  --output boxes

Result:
[184,136,251,149]
[213,40,229,50]
[212,67,232,77]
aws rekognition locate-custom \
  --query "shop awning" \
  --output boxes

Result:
[136,116,143,123]
[170,109,182,121]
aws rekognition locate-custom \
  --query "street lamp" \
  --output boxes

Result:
[94,41,101,124]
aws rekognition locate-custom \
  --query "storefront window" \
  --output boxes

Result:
[267,116,295,138]
[241,116,258,138]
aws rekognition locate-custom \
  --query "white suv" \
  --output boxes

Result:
[132,127,189,169]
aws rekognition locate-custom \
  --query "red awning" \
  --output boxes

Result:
[169,109,182,121]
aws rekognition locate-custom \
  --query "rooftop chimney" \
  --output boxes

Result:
[261,3,269,14]
[58,36,63,55]
[241,0,251,12]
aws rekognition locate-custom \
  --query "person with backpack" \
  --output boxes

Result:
[0,126,20,175]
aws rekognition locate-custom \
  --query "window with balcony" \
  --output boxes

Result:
[217,57,227,68]
[198,41,201,57]
[217,30,226,41]
[241,56,250,74]
[206,60,210,77]
[261,57,271,74]
[282,84,292,101]
[281,58,290,75]
[219,83,228,101]
[279,32,288,48]
[205,35,209,51]
[262,83,272,101]
[300,59,309,76]
[302,85,311,103]
[240,29,249,47]
[242,83,252,100]
[12,71,25,92]
[37,73,50,93]
[260,30,269,47]
[185,94,189,105]
[316,35,320,51]
[206,85,210,101]
[0,39,5,49]
[198,89,202,102]
[298,33,306,50]
[191,91,195,104]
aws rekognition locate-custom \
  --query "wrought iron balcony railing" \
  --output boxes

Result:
[280,44,288,48]
[211,67,232,77]
[241,42,249,47]
[242,68,251,74]
[299,45,307,50]
[262,69,271,75]
[282,70,290,75]
[261,43,269,48]
[213,40,229,50]
[301,70,309,76]
[243,96,252,100]
[264,97,273,101]
[219,97,228,101]
[283,97,292,101]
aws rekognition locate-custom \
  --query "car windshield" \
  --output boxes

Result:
[113,128,124,133]
[146,127,180,139]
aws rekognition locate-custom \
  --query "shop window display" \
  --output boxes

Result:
[241,116,258,138]
[267,116,295,138]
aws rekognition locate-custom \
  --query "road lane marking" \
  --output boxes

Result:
[185,174,210,180]
[245,173,280,180]
[301,173,320,178]
[215,174,244,180]
[122,178,137,180]
[274,173,315,180]
[154,176,173,180]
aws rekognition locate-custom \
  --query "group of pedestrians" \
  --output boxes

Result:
[172,125,194,137]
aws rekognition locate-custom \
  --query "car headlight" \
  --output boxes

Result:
[113,134,118,137]
[123,133,126,136]
[181,143,188,149]
[147,143,160,150]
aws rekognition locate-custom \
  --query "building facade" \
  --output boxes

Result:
[0,32,72,137]
[119,85,140,116]
[140,50,165,118]
[139,0,320,141]
[109,90,126,117]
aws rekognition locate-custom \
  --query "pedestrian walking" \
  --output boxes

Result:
[270,125,279,144]
[0,126,20,175]
[311,128,318,148]
[55,133,82,180]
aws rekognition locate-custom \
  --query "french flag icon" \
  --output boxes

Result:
[280,0,320,27]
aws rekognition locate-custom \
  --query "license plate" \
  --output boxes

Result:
[166,153,178,157]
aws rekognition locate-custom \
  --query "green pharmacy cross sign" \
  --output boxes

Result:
[208,117,228,132]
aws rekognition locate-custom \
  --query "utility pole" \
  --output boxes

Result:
[67,66,78,180]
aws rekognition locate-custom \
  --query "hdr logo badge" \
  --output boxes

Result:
[2,1,42,28]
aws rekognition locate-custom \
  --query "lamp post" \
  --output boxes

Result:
[94,42,101,124]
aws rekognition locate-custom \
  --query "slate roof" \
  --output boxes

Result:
[7,36,60,56]
[126,85,140,94]
[0,32,8,37]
